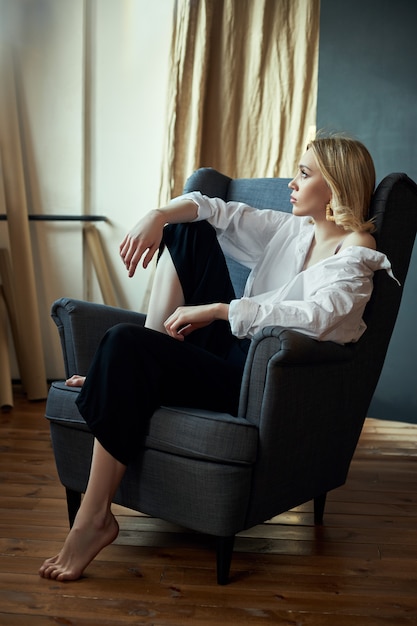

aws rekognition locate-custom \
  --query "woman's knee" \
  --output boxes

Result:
[102,323,147,356]
[163,221,218,258]
[103,323,172,354]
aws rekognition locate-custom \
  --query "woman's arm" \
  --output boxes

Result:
[228,250,395,345]
[119,198,198,277]
[183,192,291,268]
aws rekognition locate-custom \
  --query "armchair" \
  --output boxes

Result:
[45,168,417,584]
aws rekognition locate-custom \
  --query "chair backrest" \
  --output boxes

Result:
[349,173,417,419]
[184,168,292,297]
[183,167,417,416]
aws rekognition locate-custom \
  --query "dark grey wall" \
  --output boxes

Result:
[317,0,417,423]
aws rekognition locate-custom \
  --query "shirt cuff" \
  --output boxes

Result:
[228,298,260,338]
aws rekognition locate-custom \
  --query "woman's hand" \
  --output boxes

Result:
[119,210,166,278]
[119,199,198,278]
[164,303,229,341]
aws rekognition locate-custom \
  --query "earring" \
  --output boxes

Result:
[326,202,335,222]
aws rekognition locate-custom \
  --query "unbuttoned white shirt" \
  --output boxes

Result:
[180,192,397,344]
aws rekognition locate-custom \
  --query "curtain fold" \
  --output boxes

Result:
[159,0,320,202]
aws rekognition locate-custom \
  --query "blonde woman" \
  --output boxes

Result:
[39,134,395,581]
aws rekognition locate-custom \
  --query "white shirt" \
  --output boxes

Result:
[181,191,397,344]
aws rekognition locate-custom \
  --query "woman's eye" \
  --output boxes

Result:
[300,169,308,179]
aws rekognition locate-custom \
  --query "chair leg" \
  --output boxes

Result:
[314,492,327,525]
[65,487,82,528]
[216,535,235,585]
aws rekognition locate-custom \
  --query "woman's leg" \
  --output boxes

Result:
[153,221,237,357]
[39,440,125,581]
[40,223,244,579]
[145,221,235,337]
[75,323,246,466]
[40,324,246,581]
[145,248,184,334]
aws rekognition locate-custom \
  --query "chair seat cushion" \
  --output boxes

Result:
[46,381,258,465]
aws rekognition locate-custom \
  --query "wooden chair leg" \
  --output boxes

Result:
[66,487,82,528]
[314,492,327,525]
[216,535,235,585]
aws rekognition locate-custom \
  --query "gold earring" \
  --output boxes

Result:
[326,202,335,222]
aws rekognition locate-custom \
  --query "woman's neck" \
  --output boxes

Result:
[313,219,346,245]
[303,222,348,270]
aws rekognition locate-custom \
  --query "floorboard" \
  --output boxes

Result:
[1,388,417,625]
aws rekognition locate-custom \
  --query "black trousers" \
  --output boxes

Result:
[76,222,250,465]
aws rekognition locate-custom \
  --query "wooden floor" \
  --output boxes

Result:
[1,389,417,625]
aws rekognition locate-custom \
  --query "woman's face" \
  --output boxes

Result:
[288,148,331,220]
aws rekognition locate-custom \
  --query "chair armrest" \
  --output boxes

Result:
[239,326,360,527]
[51,297,146,377]
[239,325,353,421]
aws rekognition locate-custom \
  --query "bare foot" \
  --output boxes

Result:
[66,375,86,387]
[39,511,119,581]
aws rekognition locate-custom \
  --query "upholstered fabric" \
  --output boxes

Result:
[47,382,258,465]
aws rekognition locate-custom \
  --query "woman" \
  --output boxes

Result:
[39,134,394,581]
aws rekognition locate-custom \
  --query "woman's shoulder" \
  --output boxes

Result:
[341,230,376,251]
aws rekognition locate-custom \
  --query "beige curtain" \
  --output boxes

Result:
[0,33,48,400]
[159,0,320,202]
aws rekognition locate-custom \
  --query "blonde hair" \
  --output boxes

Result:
[308,133,376,232]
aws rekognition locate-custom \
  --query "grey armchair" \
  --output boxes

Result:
[45,168,417,584]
